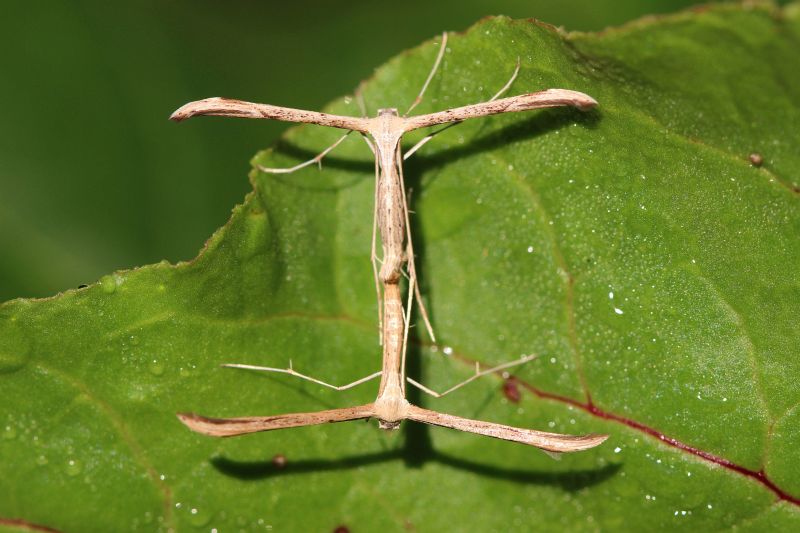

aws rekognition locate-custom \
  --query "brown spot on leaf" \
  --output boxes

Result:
[503,378,521,403]
[748,153,763,167]
[333,526,350,533]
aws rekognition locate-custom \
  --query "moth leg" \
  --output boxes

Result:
[395,151,436,344]
[406,240,435,342]
[404,32,448,117]
[403,59,521,159]
[223,361,382,391]
[407,354,536,398]
[356,134,384,345]
[258,131,353,174]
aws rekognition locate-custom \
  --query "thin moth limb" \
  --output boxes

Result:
[407,354,537,398]
[396,144,437,342]
[396,151,415,388]
[258,131,353,174]
[404,32,448,117]
[362,134,384,345]
[370,156,384,345]
[360,133,376,154]
[406,238,435,342]
[178,404,376,437]
[400,257,414,394]
[257,130,353,174]
[404,58,521,160]
[170,97,370,132]
[403,89,598,131]
[355,82,369,117]
[489,58,521,101]
[406,404,608,452]
[222,362,382,391]
[355,132,387,345]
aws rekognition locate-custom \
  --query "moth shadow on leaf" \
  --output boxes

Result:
[210,446,621,491]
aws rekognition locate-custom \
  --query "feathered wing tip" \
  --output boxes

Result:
[169,97,370,131]
[177,404,376,437]
[406,404,608,453]
[169,97,261,122]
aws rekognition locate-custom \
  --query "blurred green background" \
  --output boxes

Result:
[0,0,743,301]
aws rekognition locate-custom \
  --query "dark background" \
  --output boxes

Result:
[0,0,732,300]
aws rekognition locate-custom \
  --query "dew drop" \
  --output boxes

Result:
[36,454,48,466]
[614,307,624,315]
[129,335,140,346]
[442,346,453,356]
[100,275,117,294]
[2,425,17,440]
[65,458,82,476]
[0,321,32,374]
[188,507,211,527]
[149,359,165,376]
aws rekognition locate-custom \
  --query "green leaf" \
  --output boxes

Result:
[2,4,799,531]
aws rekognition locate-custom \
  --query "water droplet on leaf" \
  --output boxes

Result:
[149,359,164,376]
[65,459,82,476]
[2,426,17,440]
[188,507,211,527]
[100,275,117,294]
